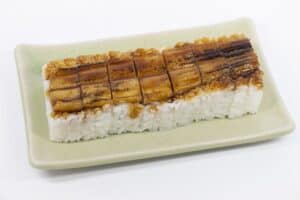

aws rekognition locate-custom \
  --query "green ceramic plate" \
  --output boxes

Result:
[15,18,295,170]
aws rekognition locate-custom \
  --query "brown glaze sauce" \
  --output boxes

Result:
[45,34,263,118]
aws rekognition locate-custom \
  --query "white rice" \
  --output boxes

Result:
[44,80,263,142]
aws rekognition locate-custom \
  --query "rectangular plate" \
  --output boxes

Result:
[15,18,295,170]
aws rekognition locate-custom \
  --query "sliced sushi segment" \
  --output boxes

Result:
[163,44,201,95]
[110,78,142,104]
[168,66,201,95]
[108,51,136,81]
[81,82,112,108]
[133,48,166,77]
[48,71,79,90]
[78,63,108,84]
[192,38,220,61]
[140,74,173,104]
[46,58,82,113]
[217,35,260,118]
[192,38,230,87]
[219,36,252,57]
[51,99,83,113]
[163,43,195,71]
[49,87,81,103]
[76,54,112,109]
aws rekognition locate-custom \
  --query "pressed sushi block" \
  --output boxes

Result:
[43,34,263,142]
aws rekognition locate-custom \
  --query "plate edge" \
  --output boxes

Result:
[14,17,296,170]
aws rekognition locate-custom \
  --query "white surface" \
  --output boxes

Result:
[0,0,299,199]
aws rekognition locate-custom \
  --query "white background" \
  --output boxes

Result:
[0,0,299,199]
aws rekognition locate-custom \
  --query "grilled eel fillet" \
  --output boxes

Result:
[43,34,263,141]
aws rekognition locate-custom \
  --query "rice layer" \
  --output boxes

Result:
[46,83,262,142]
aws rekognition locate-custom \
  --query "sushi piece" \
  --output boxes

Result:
[43,34,263,142]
